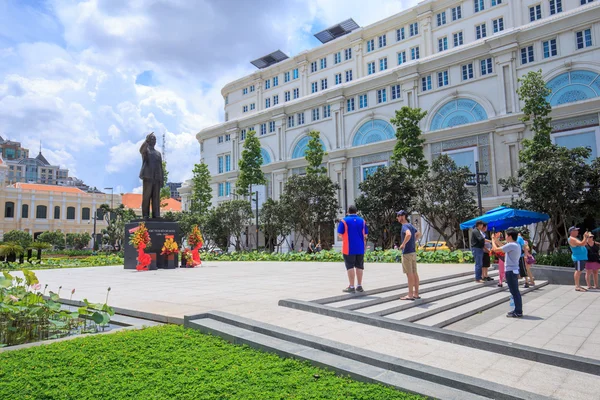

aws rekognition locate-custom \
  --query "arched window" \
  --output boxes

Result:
[429,98,488,131]
[260,148,272,165]
[36,205,47,219]
[82,207,90,220]
[54,206,61,219]
[352,119,395,147]
[291,136,326,159]
[4,202,14,218]
[67,207,75,220]
[546,70,600,106]
[22,204,29,219]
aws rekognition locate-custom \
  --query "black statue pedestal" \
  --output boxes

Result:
[124,219,181,270]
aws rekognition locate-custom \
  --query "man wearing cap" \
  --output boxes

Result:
[568,226,591,292]
[397,210,421,300]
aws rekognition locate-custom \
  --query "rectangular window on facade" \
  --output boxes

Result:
[226,182,231,196]
[225,154,231,171]
[265,98,270,108]
[521,46,535,64]
[260,123,267,135]
[481,58,493,75]
[293,69,299,79]
[493,18,504,33]
[581,0,594,4]
[21,204,29,218]
[67,207,75,220]
[397,27,405,41]
[320,57,327,69]
[250,85,255,92]
[312,108,320,121]
[391,84,401,99]
[273,95,279,105]
[378,35,387,48]
[285,91,291,102]
[437,11,446,26]
[543,38,558,58]
[347,98,355,112]
[377,88,387,103]
[311,82,318,93]
[492,0,503,5]
[379,57,388,71]
[576,29,593,49]
[368,62,376,75]
[397,51,406,64]
[335,73,342,85]
[454,31,464,46]
[225,134,231,142]
[250,103,255,110]
[345,70,353,82]
[311,61,317,73]
[474,0,485,12]
[359,94,368,109]
[284,71,290,82]
[243,88,248,95]
[240,129,246,141]
[367,39,375,52]
[218,135,224,143]
[218,156,223,173]
[36,205,47,219]
[218,183,224,197]
[4,201,14,218]
[530,5,542,21]
[438,37,448,52]
[549,0,562,14]
[452,5,462,20]
[288,115,295,128]
[265,79,270,89]
[438,70,449,87]
[273,76,279,86]
[422,76,432,91]
[334,52,341,64]
[243,105,248,113]
[293,88,299,99]
[476,23,487,39]
[411,46,420,60]
[323,104,331,118]
[345,48,352,60]
[54,206,60,219]
[462,63,474,80]
[269,121,275,133]
[225,95,228,105]
[554,130,598,160]
[409,22,418,36]
[321,78,328,90]
[297,113,305,125]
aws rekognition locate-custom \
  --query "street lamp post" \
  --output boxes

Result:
[104,187,114,209]
[252,191,259,251]
[466,161,488,216]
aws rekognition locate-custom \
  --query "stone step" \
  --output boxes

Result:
[331,272,499,310]
[416,281,550,328]
[186,312,548,400]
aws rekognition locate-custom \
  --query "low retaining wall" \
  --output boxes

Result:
[531,265,577,285]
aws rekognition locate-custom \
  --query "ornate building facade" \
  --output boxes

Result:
[181,0,600,242]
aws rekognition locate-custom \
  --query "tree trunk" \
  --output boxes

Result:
[37,249,42,261]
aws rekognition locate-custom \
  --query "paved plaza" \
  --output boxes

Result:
[30,262,600,399]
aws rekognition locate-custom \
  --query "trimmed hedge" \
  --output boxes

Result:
[1,255,124,271]
[0,325,423,400]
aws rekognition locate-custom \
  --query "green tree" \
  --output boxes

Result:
[305,130,327,175]
[416,155,478,250]
[99,204,137,251]
[160,160,171,201]
[66,232,92,250]
[280,174,340,248]
[3,230,32,249]
[37,230,66,249]
[260,199,292,252]
[390,107,428,178]
[516,69,552,158]
[190,162,212,216]
[236,130,266,196]
[355,165,416,249]
[204,200,252,251]
[163,211,204,246]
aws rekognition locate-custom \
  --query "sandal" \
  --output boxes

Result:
[400,296,415,301]
[575,287,588,292]
[414,296,421,300]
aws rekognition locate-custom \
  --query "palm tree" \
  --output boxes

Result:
[28,242,52,262]
[0,242,25,263]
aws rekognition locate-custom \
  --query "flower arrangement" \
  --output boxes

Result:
[188,226,203,248]
[161,235,179,256]
[129,223,152,271]
[181,249,193,267]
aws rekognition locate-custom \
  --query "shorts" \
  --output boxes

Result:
[402,252,418,274]
[343,254,364,270]
[585,261,600,271]
[483,252,491,268]
[574,260,586,271]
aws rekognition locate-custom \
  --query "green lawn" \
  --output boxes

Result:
[0,325,424,400]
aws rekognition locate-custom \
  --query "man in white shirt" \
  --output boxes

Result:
[492,228,523,318]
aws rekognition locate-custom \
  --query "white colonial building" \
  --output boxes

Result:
[181,0,600,244]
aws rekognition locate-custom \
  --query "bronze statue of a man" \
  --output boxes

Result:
[139,132,164,219]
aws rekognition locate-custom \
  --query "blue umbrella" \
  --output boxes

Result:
[460,207,550,231]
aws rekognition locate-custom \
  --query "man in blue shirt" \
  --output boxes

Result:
[337,205,368,293]
[397,210,421,300]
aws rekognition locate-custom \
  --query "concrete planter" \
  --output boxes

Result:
[531,265,577,285]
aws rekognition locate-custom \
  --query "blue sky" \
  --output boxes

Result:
[0,0,416,194]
